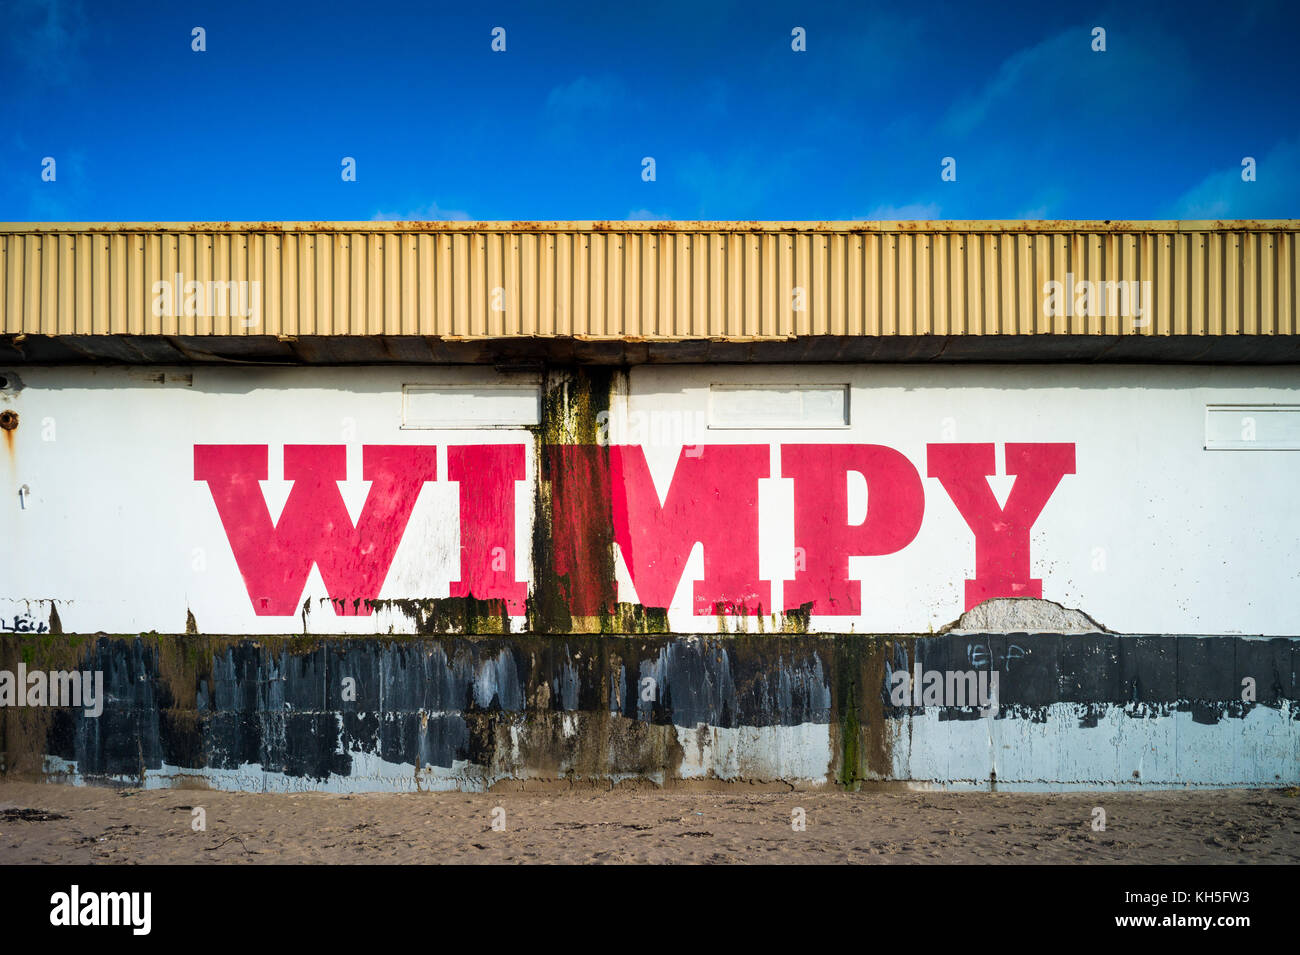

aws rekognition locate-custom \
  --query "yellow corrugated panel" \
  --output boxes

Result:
[0,222,1297,340]
[1278,233,1294,335]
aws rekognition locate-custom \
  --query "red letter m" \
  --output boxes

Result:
[194,445,437,615]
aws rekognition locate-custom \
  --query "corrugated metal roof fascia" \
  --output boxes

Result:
[2,225,1297,338]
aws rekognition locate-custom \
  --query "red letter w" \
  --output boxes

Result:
[194,445,438,615]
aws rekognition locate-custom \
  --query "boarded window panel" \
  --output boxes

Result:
[1205,405,1300,450]
[402,383,540,428]
[709,384,849,429]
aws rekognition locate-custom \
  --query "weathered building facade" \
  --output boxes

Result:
[2,221,1298,791]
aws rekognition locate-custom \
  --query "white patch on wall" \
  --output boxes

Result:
[1205,404,1300,450]
[402,381,541,428]
[708,384,849,429]
[674,723,833,782]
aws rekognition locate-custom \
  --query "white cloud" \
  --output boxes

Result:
[856,202,941,220]
[4,0,88,86]
[544,75,624,115]
[941,23,1191,140]
[1168,135,1300,219]
[625,209,672,221]
[371,201,471,222]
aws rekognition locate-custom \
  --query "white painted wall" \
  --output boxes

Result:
[1,364,1297,636]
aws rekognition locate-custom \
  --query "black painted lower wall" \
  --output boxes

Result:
[1,632,1296,790]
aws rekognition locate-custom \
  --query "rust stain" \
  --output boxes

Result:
[7,220,1299,235]
[1,410,14,459]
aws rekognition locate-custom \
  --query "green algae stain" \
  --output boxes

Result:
[830,635,894,790]
[601,603,669,635]
[366,596,511,635]
[528,366,619,635]
[781,603,813,634]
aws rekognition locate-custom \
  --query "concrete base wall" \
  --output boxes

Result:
[2,632,1296,792]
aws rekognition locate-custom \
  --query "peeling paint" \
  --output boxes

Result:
[4,631,1295,791]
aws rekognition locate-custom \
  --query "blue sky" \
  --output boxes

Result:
[2,0,1297,222]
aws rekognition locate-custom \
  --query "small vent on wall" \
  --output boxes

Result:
[708,384,849,429]
[402,382,541,429]
[1205,405,1300,450]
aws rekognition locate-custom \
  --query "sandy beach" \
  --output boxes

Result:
[1,782,1297,865]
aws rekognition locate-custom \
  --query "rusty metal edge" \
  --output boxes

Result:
[2,220,1298,234]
